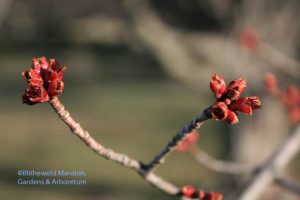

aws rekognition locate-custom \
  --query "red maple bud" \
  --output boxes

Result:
[22,85,49,105]
[211,102,229,121]
[209,74,261,124]
[210,74,226,99]
[248,96,262,110]
[226,78,247,100]
[289,107,300,124]
[266,76,300,124]
[203,192,223,200]
[229,96,262,115]
[176,130,199,152]
[22,69,43,86]
[225,110,239,124]
[181,185,196,198]
[224,98,231,105]
[32,57,49,72]
[48,80,65,97]
[264,73,278,95]
[198,189,205,199]
[22,57,66,105]
[281,85,300,109]
[239,27,259,51]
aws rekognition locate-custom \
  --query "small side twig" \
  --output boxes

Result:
[188,145,256,175]
[49,97,181,197]
[143,108,211,174]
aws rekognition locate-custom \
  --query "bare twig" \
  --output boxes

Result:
[188,145,256,175]
[275,174,300,196]
[144,108,211,173]
[237,125,300,200]
[49,97,181,196]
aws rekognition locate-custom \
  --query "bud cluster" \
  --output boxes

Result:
[22,57,66,105]
[181,185,223,200]
[264,73,300,124]
[210,74,261,124]
[239,27,260,52]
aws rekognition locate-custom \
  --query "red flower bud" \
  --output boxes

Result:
[22,69,43,86]
[32,57,49,72]
[210,74,226,99]
[289,107,300,124]
[226,78,247,100]
[176,130,199,152]
[198,189,205,199]
[22,85,49,105]
[224,98,231,105]
[229,96,261,115]
[22,57,67,105]
[209,74,261,124]
[181,185,196,198]
[204,192,223,200]
[281,85,300,109]
[264,73,278,95]
[211,102,229,120]
[248,96,262,110]
[48,80,64,97]
[239,28,259,51]
[225,110,238,124]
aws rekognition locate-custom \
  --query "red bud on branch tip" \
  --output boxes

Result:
[198,189,205,199]
[210,74,226,99]
[211,102,229,121]
[22,57,67,105]
[289,107,300,124]
[225,110,239,124]
[226,78,247,100]
[229,97,252,115]
[22,85,49,105]
[210,74,261,124]
[203,192,223,200]
[32,57,48,72]
[229,96,262,115]
[22,69,43,86]
[181,185,196,198]
[266,76,300,124]
[239,27,259,51]
[281,85,300,109]
[264,73,278,94]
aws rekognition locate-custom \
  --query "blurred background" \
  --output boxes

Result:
[0,0,300,199]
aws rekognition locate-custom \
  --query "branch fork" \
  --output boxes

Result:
[22,57,263,199]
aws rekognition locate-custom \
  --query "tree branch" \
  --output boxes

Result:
[143,108,211,173]
[237,125,300,200]
[49,97,181,197]
[188,145,256,175]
